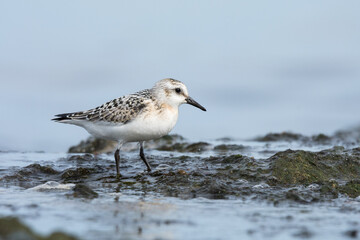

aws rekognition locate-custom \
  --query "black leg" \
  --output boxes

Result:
[114,149,120,177]
[139,142,151,172]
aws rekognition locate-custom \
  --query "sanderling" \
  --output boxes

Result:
[52,78,206,176]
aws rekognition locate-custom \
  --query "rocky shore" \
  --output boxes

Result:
[2,131,360,203]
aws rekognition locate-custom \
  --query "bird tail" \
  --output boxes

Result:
[52,112,78,122]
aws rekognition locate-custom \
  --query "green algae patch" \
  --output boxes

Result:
[270,150,331,185]
[339,180,360,198]
[270,148,360,188]
[0,217,78,240]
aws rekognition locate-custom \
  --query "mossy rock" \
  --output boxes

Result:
[0,217,78,240]
[20,164,59,176]
[255,132,304,142]
[156,141,211,152]
[184,142,211,152]
[339,180,360,198]
[270,149,360,186]
[61,167,94,181]
[68,137,116,154]
[150,134,185,145]
[156,142,187,151]
[71,184,98,199]
[319,180,339,198]
[214,144,246,152]
[311,133,332,144]
[270,150,330,185]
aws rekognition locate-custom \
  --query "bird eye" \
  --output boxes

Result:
[175,88,181,94]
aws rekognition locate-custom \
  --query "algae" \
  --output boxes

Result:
[0,217,78,240]
[270,148,360,186]
[339,180,360,198]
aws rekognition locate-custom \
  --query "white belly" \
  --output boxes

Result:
[80,107,179,143]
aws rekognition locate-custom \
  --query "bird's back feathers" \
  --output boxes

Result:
[52,89,153,124]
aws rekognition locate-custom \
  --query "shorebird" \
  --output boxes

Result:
[52,78,206,176]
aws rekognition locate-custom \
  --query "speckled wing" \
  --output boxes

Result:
[53,89,153,124]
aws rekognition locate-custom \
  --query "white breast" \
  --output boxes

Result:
[122,104,179,142]
[79,104,179,143]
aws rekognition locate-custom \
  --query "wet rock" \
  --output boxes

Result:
[68,134,187,154]
[255,132,304,142]
[67,154,95,162]
[254,131,335,146]
[21,164,59,175]
[344,229,358,238]
[156,141,211,152]
[71,184,98,199]
[266,147,360,199]
[128,153,267,199]
[0,217,78,240]
[195,178,234,199]
[339,180,360,198]
[61,167,104,181]
[47,232,79,240]
[285,190,315,204]
[68,134,213,154]
[5,135,360,204]
[293,228,313,238]
[214,144,247,152]
[269,148,360,185]
[156,142,187,152]
[220,154,248,163]
[148,134,185,146]
[311,133,332,144]
[0,217,38,240]
[215,137,233,142]
[333,126,360,146]
[270,150,329,185]
[184,142,211,152]
[149,134,211,152]
[68,137,116,154]
[254,125,360,147]
[319,181,339,199]
[0,164,59,188]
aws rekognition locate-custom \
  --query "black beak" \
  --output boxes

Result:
[186,97,207,111]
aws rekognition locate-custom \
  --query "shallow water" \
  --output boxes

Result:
[1,137,360,240]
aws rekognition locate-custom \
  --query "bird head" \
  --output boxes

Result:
[152,78,206,111]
